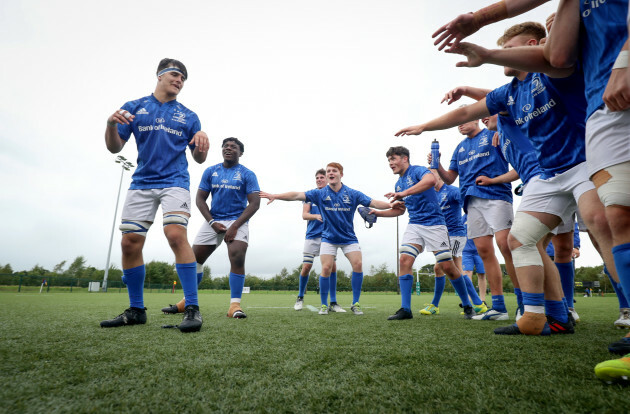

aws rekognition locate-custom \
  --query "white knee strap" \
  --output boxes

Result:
[400,244,421,259]
[119,220,152,236]
[510,212,550,268]
[163,213,189,228]
[434,249,452,264]
[303,253,315,264]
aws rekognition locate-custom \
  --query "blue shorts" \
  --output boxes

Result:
[462,251,485,273]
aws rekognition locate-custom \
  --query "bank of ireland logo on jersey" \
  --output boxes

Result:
[172,110,186,124]
[469,150,476,156]
[156,118,165,124]
[522,103,532,113]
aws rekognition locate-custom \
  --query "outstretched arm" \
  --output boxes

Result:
[259,191,306,204]
[433,0,550,50]
[441,86,492,105]
[385,173,436,201]
[395,99,490,136]
[447,42,574,78]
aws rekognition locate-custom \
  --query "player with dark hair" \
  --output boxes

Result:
[260,162,398,315]
[368,146,477,320]
[101,58,209,333]
[420,170,487,317]
[161,137,260,319]
[398,113,514,321]
[294,169,343,312]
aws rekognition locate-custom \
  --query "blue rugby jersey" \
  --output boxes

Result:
[486,71,586,178]
[396,165,445,226]
[304,184,371,245]
[436,184,466,236]
[579,0,628,119]
[304,201,324,240]
[497,115,542,186]
[117,94,201,190]
[449,128,512,212]
[198,163,260,221]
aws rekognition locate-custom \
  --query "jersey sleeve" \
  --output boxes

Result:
[355,190,372,207]
[449,144,461,173]
[245,170,260,194]
[198,167,213,192]
[485,84,510,116]
[304,189,318,204]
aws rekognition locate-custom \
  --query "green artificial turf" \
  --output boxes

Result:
[0,291,627,413]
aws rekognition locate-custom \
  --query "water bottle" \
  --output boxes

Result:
[430,139,440,169]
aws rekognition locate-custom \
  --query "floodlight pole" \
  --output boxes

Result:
[102,156,134,292]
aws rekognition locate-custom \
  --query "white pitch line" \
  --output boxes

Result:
[305,305,320,312]
[247,306,293,309]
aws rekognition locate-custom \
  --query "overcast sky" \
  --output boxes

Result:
[2,0,602,278]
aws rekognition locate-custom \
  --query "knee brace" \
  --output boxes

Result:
[119,220,152,236]
[303,253,315,265]
[163,213,189,228]
[400,244,421,259]
[434,249,452,264]
[510,212,550,268]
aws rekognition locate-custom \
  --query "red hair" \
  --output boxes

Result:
[326,162,344,175]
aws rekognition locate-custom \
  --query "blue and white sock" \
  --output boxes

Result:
[613,243,630,307]
[450,275,471,307]
[319,275,330,306]
[329,271,338,303]
[514,287,523,308]
[229,272,245,301]
[492,294,507,313]
[522,292,545,314]
[545,299,568,323]
[399,274,413,311]
[431,276,446,307]
[463,274,483,305]
[298,274,309,298]
[123,264,145,309]
[556,262,575,309]
[606,266,630,309]
[351,272,363,304]
[176,262,198,307]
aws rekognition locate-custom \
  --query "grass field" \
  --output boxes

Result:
[1,290,627,413]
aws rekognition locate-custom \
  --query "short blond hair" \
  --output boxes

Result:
[496,22,546,46]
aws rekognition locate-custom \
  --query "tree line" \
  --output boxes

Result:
[0,257,613,293]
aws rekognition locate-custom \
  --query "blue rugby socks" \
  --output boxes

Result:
[123,264,145,309]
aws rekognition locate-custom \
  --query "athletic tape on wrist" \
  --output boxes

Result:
[613,50,628,70]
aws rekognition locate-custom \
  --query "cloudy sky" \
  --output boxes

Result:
[3,0,601,278]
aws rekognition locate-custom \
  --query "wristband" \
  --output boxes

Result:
[613,50,628,70]
[208,219,215,226]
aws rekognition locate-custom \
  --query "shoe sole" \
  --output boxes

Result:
[178,323,202,333]
[472,314,509,321]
